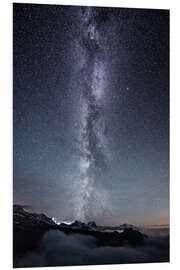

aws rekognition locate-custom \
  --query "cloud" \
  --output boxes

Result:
[14,230,169,268]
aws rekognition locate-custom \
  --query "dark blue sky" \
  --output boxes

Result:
[13,4,169,226]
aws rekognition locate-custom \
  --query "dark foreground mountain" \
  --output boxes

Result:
[13,205,147,250]
[13,205,169,267]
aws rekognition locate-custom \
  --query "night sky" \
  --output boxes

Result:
[13,3,169,227]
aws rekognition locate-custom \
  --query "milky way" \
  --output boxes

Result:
[70,7,112,221]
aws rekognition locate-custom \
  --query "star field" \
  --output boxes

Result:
[13,4,169,226]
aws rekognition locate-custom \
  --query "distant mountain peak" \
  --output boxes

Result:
[87,221,97,227]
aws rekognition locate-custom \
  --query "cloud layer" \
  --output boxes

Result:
[14,230,169,268]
